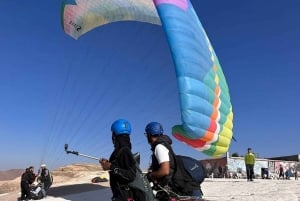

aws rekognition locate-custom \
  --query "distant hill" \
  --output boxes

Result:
[0,163,107,195]
[0,163,103,181]
[0,169,24,181]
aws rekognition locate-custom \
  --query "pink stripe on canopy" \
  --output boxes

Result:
[153,0,188,10]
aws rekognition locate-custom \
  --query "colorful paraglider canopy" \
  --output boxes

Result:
[61,0,233,157]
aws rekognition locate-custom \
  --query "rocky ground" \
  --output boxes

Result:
[1,164,300,201]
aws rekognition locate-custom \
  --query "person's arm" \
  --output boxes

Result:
[100,148,136,182]
[149,144,170,180]
[149,161,170,180]
[29,172,36,184]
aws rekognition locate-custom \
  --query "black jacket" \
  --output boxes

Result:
[150,135,175,187]
[152,135,201,196]
[108,135,136,200]
[21,170,35,184]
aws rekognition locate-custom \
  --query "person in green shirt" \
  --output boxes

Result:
[244,148,255,181]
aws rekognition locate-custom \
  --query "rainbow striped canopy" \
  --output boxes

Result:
[61,0,233,157]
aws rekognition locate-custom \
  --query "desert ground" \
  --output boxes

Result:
[1,163,300,201]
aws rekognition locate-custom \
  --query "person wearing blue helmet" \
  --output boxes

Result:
[145,122,203,199]
[144,122,175,190]
[99,119,136,201]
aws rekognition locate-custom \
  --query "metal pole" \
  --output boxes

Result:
[64,144,99,161]
[77,153,99,161]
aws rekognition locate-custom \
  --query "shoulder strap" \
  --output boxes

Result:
[116,146,128,158]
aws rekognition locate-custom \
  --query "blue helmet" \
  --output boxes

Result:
[111,119,131,135]
[145,122,163,136]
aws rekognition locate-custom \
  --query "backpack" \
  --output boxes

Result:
[176,155,206,184]
[162,144,206,196]
[117,148,156,201]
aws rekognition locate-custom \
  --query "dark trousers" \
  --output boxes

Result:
[20,181,31,200]
[192,188,203,197]
[246,164,254,180]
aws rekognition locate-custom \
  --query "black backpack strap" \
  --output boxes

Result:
[159,142,177,171]
[113,147,136,179]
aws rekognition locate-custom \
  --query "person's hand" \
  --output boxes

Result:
[99,158,108,165]
[100,158,111,171]
[146,172,153,182]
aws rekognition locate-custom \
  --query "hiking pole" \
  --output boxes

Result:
[64,144,99,161]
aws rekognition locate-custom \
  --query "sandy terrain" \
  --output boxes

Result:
[1,164,300,201]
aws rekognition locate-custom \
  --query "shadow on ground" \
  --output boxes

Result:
[15,184,109,201]
[47,183,109,197]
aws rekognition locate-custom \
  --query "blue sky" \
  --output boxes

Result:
[0,0,299,171]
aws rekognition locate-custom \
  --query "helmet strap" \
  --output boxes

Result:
[146,133,152,144]
[112,132,116,144]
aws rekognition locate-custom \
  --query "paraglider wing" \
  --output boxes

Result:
[61,0,233,157]
[61,0,161,39]
[153,0,233,157]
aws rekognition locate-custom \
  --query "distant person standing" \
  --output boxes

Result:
[285,168,291,180]
[20,166,36,201]
[37,164,52,191]
[244,148,255,181]
[20,168,31,201]
[279,164,284,179]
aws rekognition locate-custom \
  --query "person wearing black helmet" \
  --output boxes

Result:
[99,119,136,201]
[144,122,175,190]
